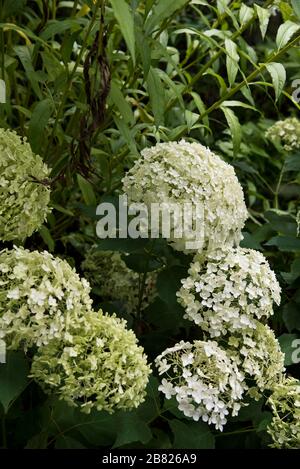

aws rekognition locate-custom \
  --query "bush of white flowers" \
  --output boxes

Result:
[31,310,151,414]
[0,246,93,350]
[0,128,51,241]
[155,339,247,431]
[177,247,281,337]
[266,117,300,152]
[122,140,248,253]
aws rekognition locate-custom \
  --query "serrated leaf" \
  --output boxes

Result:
[265,62,286,101]
[0,352,29,413]
[110,0,135,65]
[221,106,241,156]
[276,20,300,49]
[255,5,271,39]
[225,38,239,86]
[170,419,215,449]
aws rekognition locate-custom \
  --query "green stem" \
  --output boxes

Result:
[274,165,285,209]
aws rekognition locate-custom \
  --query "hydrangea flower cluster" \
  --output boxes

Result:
[267,378,300,449]
[0,128,51,241]
[0,246,93,350]
[227,321,285,398]
[155,340,247,431]
[81,248,157,314]
[31,310,151,414]
[177,247,281,337]
[265,117,300,152]
[122,140,248,253]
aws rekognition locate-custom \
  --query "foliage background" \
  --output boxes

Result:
[0,0,300,449]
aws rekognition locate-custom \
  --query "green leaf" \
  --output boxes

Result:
[284,152,300,172]
[157,266,187,307]
[40,19,82,41]
[110,0,136,65]
[190,91,209,127]
[77,174,97,206]
[146,67,165,126]
[265,62,286,102]
[28,99,53,154]
[278,333,300,365]
[39,226,55,252]
[14,45,42,99]
[221,106,241,156]
[222,100,258,111]
[265,235,300,252]
[264,210,297,236]
[291,0,300,18]
[276,20,300,49]
[255,5,271,39]
[283,301,300,332]
[1,0,26,19]
[122,253,162,273]
[113,413,152,448]
[170,420,215,449]
[0,352,29,413]
[281,258,300,284]
[109,80,134,124]
[145,0,189,34]
[239,4,254,25]
[224,38,239,86]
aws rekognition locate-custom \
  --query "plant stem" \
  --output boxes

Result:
[274,165,285,209]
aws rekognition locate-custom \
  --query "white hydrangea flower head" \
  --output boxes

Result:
[266,117,300,152]
[267,377,300,449]
[30,310,151,414]
[122,140,248,253]
[81,248,157,314]
[177,247,281,337]
[155,339,247,431]
[0,246,93,350]
[0,128,51,241]
[227,321,285,398]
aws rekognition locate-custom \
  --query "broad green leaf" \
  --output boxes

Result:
[185,110,199,130]
[278,333,300,365]
[40,19,82,40]
[157,266,188,307]
[291,0,300,18]
[224,38,239,86]
[265,235,300,251]
[283,302,300,332]
[264,210,297,236]
[77,174,97,206]
[239,4,254,25]
[112,413,152,448]
[221,106,241,156]
[145,0,189,34]
[170,419,215,449]
[281,258,300,284]
[123,253,162,273]
[0,352,29,413]
[265,62,286,101]
[276,20,300,49]
[28,99,53,154]
[110,0,136,65]
[146,67,165,126]
[255,5,271,39]
[14,45,42,99]
[109,80,134,124]
[217,0,230,14]
[284,153,300,172]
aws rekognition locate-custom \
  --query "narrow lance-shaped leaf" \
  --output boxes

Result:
[110,0,136,65]
[145,0,189,34]
[265,62,286,102]
[239,4,254,25]
[255,4,271,39]
[221,105,242,157]
[224,38,240,87]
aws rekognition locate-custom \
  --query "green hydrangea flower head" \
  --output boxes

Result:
[267,377,300,449]
[81,248,157,314]
[228,321,285,399]
[265,117,300,152]
[0,246,93,350]
[0,128,51,241]
[30,310,152,414]
[122,140,248,253]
